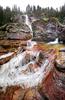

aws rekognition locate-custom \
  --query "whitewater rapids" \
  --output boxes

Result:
[0,48,52,89]
[0,15,53,89]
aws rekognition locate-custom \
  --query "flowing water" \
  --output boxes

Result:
[0,15,51,89]
[48,38,59,44]
[0,14,65,90]
[25,15,33,33]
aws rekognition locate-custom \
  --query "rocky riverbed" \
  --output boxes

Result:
[0,15,65,100]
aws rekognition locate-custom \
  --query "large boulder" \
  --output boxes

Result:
[32,17,65,43]
[32,18,58,42]
[0,23,32,40]
[58,27,65,43]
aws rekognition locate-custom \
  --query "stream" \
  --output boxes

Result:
[0,14,65,90]
[0,15,52,89]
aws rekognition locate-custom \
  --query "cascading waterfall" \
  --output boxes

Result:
[25,14,37,49]
[25,15,33,33]
[47,23,59,44]
[48,38,59,44]
[0,14,52,90]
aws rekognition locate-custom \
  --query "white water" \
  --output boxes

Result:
[25,14,37,49]
[27,40,37,49]
[0,52,51,88]
[0,52,51,89]
[48,38,59,44]
[0,14,52,89]
[0,52,14,60]
[25,15,32,33]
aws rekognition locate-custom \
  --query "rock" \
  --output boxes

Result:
[32,17,65,43]
[8,23,31,40]
[0,52,14,65]
[32,18,58,42]
[41,65,65,100]
[0,23,32,40]
[58,27,65,43]
[0,86,21,100]
[55,48,65,72]
[36,51,45,62]
[22,53,31,66]
[12,88,25,100]
[24,89,43,100]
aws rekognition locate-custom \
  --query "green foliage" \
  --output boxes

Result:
[0,5,22,26]
[3,7,12,24]
[26,4,65,23]
[0,6,3,26]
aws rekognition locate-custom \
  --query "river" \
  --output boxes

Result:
[0,14,65,90]
[0,15,52,89]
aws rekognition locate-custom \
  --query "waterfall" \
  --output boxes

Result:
[27,40,37,49]
[25,14,37,49]
[48,38,59,44]
[0,14,53,90]
[25,15,32,33]
[0,54,50,88]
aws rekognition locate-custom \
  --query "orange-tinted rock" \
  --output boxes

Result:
[0,52,14,65]
[0,86,21,100]
[12,88,25,100]
[24,89,43,100]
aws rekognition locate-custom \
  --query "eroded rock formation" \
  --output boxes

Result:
[32,17,65,43]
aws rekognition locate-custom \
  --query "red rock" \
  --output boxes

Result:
[12,88,25,100]
[41,67,65,100]
[24,89,43,100]
[0,52,14,65]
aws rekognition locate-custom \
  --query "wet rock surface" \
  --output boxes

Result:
[55,48,65,72]
[0,43,65,100]
[0,16,32,64]
[0,14,65,100]
[0,42,56,100]
[24,89,43,100]
[41,68,65,100]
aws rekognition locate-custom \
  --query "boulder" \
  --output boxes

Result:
[32,18,58,42]
[32,17,65,43]
[0,23,32,40]
[24,89,43,100]
[55,48,65,72]
[22,53,31,66]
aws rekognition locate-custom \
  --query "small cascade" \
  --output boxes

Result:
[25,15,32,33]
[0,38,52,89]
[25,14,37,49]
[27,40,37,49]
[48,38,59,44]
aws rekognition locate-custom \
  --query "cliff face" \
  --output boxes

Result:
[0,23,32,40]
[32,18,65,43]
[0,18,32,58]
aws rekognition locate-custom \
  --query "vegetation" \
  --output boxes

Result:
[0,5,22,26]
[26,4,65,23]
[0,4,65,26]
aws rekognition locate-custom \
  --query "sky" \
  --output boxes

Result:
[0,0,65,11]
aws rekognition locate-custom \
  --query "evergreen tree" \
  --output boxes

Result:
[0,6,3,26]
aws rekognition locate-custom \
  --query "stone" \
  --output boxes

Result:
[0,22,32,40]
[32,17,65,43]
[24,89,43,100]
[12,88,25,100]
